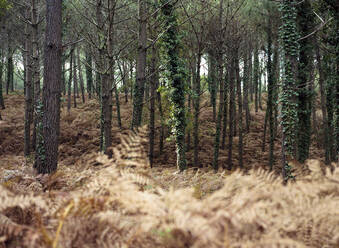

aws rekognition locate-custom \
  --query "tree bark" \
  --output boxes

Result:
[35,0,62,174]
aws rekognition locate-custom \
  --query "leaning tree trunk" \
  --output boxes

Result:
[34,0,62,174]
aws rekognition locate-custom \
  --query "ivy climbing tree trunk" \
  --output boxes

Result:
[35,0,62,174]
[279,0,299,180]
[296,0,314,163]
[161,0,186,171]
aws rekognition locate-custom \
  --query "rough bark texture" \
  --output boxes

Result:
[131,0,147,129]
[24,23,33,157]
[35,0,62,174]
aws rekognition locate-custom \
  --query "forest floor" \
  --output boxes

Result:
[0,94,338,248]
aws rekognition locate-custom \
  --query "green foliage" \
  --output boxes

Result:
[160,0,187,171]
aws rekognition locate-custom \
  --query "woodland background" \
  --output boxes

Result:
[0,0,338,247]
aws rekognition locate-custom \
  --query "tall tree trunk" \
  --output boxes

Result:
[31,0,41,151]
[73,52,78,108]
[77,49,86,103]
[114,80,122,129]
[161,0,187,171]
[6,48,13,95]
[193,52,201,167]
[67,49,73,113]
[221,70,228,149]
[212,57,224,170]
[253,45,259,113]
[235,50,243,169]
[279,0,299,179]
[85,50,93,99]
[227,58,235,170]
[208,51,217,122]
[132,0,147,128]
[35,0,62,174]
[296,0,314,163]
[0,49,5,109]
[244,50,250,133]
[266,22,275,170]
[24,22,33,157]
[149,43,157,168]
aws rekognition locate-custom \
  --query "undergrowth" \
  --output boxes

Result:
[0,95,338,247]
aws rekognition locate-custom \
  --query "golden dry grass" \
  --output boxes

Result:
[0,94,338,248]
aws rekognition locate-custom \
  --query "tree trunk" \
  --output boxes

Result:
[31,0,41,151]
[296,0,314,163]
[193,52,201,167]
[244,50,250,133]
[34,0,62,174]
[161,0,187,171]
[280,0,299,179]
[235,51,243,169]
[227,58,235,170]
[85,50,93,99]
[0,49,5,109]
[24,23,33,157]
[212,58,224,170]
[221,70,228,149]
[73,51,78,108]
[67,49,73,113]
[77,49,86,103]
[253,45,259,113]
[132,0,147,129]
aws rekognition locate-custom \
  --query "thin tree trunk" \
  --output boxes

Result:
[73,50,78,108]
[244,50,250,132]
[254,46,259,113]
[227,58,235,170]
[85,50,93,99]
[132,0,147,128]
[221,70,228,149]
[149,43,157,168]
[235,51,243,169]
[67,49,73,113]
[193,52,201,167]
[212,57,224,170]
[24,22,33,157]
[77,49,85,103]
[0,49,5,109]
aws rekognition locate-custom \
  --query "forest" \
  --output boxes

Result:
[0,0,338,247]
